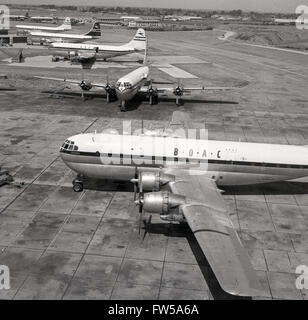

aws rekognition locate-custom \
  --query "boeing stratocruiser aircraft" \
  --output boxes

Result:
[58,111,308,296]
[35,51,240,111]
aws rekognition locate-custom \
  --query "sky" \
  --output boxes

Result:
[3,0,305,13]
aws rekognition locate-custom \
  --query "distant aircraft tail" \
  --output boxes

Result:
[59,17,71,30]
[127,28,147,51]
[84,22,101,37]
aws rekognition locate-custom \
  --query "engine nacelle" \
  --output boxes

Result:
[160,213,185,223]
[143,191,186,214]
[79,80,92,91]
[139,171,174,191]
[173,86,183,96]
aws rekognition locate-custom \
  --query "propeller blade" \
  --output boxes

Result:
[142,214,152,240]
[133,182,137,201]
[139,172,143,194]
[139,208,143,234]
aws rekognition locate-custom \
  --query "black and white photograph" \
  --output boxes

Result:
[0,0,308,305]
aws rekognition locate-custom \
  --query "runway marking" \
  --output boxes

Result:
[155,64,199,79]
[150,55,207,64]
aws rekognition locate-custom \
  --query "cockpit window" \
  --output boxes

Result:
[60,140,78,152]
[116,82,132,89]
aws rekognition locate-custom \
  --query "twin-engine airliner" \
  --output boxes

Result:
[58,110,308,297]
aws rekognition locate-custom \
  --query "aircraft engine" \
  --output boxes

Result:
[160,213,185,222]
[142,191,186,214]
[147,86,158,97]
[173,85,183,97]
[138,172,174,191]
[79,80,92,91]
[105,83,116,98]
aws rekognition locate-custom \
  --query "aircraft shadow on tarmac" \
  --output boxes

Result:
[144,222,252,300]
[79,178,308,300]
[84,178,308,196]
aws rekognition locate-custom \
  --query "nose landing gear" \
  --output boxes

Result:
[72,175,84,192]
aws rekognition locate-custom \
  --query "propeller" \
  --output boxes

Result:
[105,74,115,103]
[147,79,157,105]
[134,172,144,235]
[131,167,138,201]
[131,171,152,240]
[173,79,184,106]
[142,214,152,240]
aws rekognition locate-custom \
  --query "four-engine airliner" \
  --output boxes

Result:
[16,17,71,32]
[50,28,147,62]
[58,110,308,297]
[28,21,101,45]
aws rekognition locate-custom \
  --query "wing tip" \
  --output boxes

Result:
[220,281,265,298]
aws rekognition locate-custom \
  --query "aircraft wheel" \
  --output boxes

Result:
[73,182,83,192]
[120,101,126,112]
[153,95,158,105]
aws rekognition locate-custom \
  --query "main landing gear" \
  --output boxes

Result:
[120,100,126,112]
[72,175,84,192]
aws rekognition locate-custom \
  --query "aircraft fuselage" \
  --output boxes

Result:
[115,66,149,103]
[59,133,308,186]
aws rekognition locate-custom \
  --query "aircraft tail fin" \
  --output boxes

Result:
[84,22,101,37]
[60,17,71,30]
[127,28,147,51]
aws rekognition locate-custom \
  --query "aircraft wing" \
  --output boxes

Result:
[161,86,238,92]
[138,84,244,95]
[34,76,107,88]
[164,171,263,297]
[160,110,263,296]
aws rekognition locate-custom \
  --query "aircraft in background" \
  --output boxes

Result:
[4,14,28,21]
[50,28,147,63]
[58,110,308,296]
[27,22,101,45]
[29,16,55,23]
[16,17,71,32]
[273,18,296,25]
[35,49,241,111]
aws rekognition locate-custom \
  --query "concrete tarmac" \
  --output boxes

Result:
[0,28,307,300]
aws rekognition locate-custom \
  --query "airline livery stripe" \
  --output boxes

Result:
[60,149,308,169]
